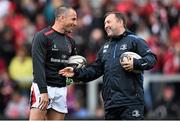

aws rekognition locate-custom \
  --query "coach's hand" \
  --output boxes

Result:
[38,93,49,111]
[59,67,74,77]
[121,56,134,72]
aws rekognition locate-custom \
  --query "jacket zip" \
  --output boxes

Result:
[113,43,117,58]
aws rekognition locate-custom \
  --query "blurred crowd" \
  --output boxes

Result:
[0,0,180,119]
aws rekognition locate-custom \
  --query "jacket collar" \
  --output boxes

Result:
[109,30,132,41]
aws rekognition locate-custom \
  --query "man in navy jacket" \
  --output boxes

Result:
[60,12,157,120]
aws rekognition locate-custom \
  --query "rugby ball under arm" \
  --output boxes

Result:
[120,52,142,73]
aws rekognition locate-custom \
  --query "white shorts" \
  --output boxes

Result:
[30,82,68,113]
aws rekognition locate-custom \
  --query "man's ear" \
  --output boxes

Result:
[119,20,124,27]
[58,15,65,21]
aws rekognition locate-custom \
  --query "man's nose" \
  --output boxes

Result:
[105,25,109,30]
[104,23,109,29]
[74,21,77,26]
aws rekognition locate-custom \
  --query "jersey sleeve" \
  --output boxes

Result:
[32,32,47,93]
[133,38,157,70]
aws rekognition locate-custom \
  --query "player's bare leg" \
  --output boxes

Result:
[47,109,65,120]
[29,108,47,120]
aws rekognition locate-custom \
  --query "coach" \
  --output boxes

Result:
[60,12,157,120]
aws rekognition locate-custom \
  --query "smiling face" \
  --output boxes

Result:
[104,13,125,37]
[63,9,77,33]
[56,8,77,33]
[61,9,77,33]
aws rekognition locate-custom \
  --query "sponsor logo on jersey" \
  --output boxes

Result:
[50,58,68,63]
[103,44,109,53]
[61,54,67,59]
[104,44,109,49]
[52,44,59,51]
[120,44,127,50]
[67,44,72,53]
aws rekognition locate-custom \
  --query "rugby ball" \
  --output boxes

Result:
[68,55,87,68]
[120,52,142,73]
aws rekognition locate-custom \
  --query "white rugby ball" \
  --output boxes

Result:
[120,52,142,73]
[68,55,87,68]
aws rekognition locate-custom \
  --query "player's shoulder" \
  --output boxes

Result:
[127,34,141,39]
[33,27,54,44]
[127,32,145,43]
[123,30,140,39]
[126,31,142,40]
[36,26,54,37]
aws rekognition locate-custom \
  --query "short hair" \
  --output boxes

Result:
[54,6,74,20]
[105,12,127,28]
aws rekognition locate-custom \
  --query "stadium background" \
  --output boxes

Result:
[0,0,180,119]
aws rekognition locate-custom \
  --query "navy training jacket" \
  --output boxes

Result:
[74,30,157,109]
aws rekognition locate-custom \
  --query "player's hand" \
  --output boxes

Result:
[38,93,49,111]
[121,56,134,72]
[59,67,74,77]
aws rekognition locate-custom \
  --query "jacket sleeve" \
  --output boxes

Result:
[133,38,157,70]
[73,48,104,82]
[32,32,47,93]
